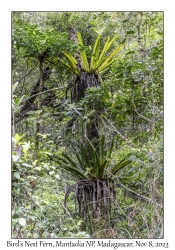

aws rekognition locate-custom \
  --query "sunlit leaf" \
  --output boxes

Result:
[22,163,32,168]
[18,218,26,227]
[14,172,20,180]
[12,155,19,162]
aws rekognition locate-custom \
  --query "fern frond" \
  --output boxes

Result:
[62,51,80,74]
[80,148,92,170]
[56,57,80,76]
[62,153,79,169]
[99,135,105,165]
[77,32,90,72]
[98,44,123,72]
[62,51,77,65]
[75,152,86,171]
[96,34,118,68]
[108,138,114,159]
[99,56,121,75]
[111,160,132,175]
[86,141,100,176]
[95,36,110,68]
[90,34,100,70]
[105,34,118,52]
[48,155,86,179]
[98,160,108,179]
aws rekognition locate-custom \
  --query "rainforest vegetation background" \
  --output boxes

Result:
[12,11,163,239]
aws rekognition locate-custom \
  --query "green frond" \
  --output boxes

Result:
[51,155,69,165]
[98,44,123,72]
[77,32,90,72]
[56,57,80,76]
[98,137,114,178]
[96,34,118,68]
[80,148,93,170]
[62,153,80,169]
[62,51,77,65]
[99,135,106,165]
[107,138,114,159]
[106,34,118,51]
[99,56,120,75]
[48,155,87,179]
[90,34,101,70]
[64,165,87,179]
[85,141,97,162]
[86,141,100,176]
[95,36,110,68]
[75,152,86,171]
[61,169,84,179]
[95,153,101,177]
[98,160,108,179]
[111,160,132,175]
[61,51,80,75]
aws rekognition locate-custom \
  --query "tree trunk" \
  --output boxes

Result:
[75,179,115,236]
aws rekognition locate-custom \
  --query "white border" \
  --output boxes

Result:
[0,1,175,249]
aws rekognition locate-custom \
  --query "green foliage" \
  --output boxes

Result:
[13,22,79,59]
[50,136,133,180]
[58,32,123,76]
[12,82,25,113]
